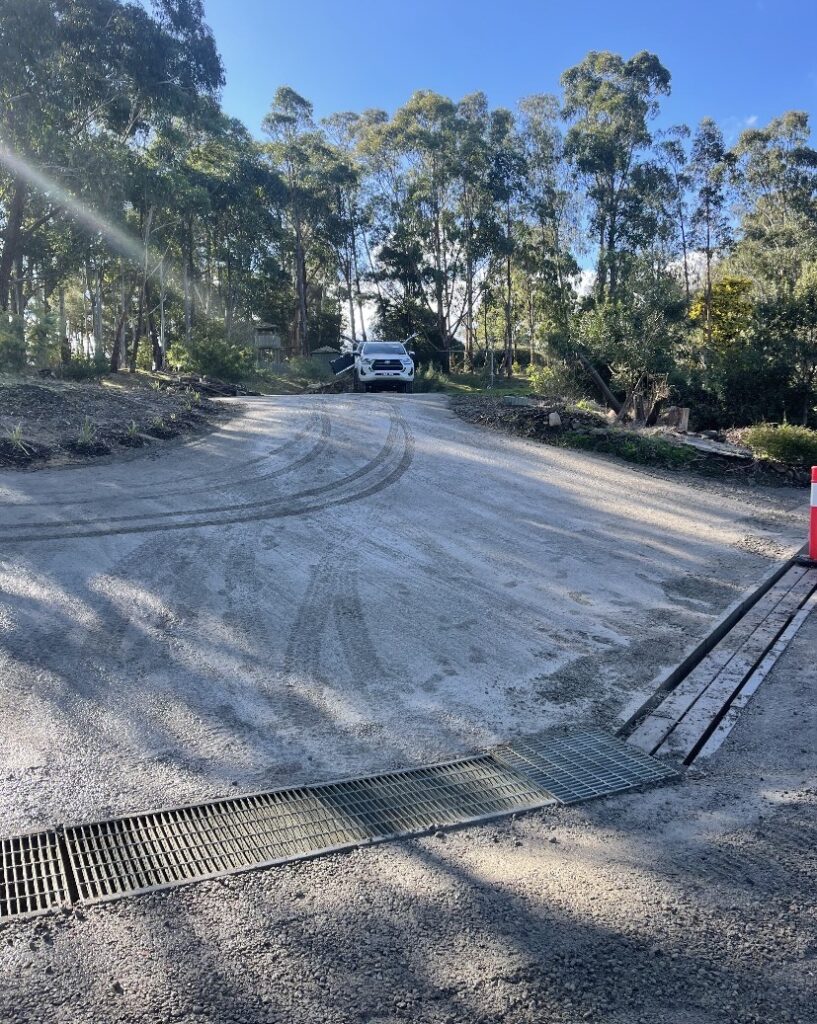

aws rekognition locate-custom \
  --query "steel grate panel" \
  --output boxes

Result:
[64,759,554,903]
[0,830,70,920]
[65,788,369,902]
[492,730,677,804]
[0,730,677,913]
[320,757,554,838]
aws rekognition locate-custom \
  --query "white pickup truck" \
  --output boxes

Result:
[352,341,416,393]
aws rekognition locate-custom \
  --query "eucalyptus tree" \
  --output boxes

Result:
[453,93,498,368]
[486,107,527,374]
[263,88,317,357]
[730,112,817,300]
[689,118,733,347]
[517,94,579,345]
[263,88,349,357]
[384,91,464,369]
[0,0,223,316]
[657,125,693,305]
[561,50,671,302]
[322,112,373,344]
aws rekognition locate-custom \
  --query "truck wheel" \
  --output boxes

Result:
[404,381,414,394]
[353,373,362,393]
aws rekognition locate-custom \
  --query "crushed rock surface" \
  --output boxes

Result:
[0,393,814,1022]
[0,395,806,834]
[0,612,814,1024]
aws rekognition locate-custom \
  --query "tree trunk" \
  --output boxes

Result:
[575,350,623,414]
[159,258,167,367]
[503,202,513,377]
[703,200,713,348]
[465,256,474,372]
[0,178,26,311]
[432,207,449,373]
[293,211,308,357]
[351,223,367,342]
[58,287,69,365]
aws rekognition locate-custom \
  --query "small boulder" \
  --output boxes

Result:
[548,411,562,428]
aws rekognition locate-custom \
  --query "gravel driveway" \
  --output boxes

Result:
[0,393,813,1023]
[0,600,814,1024]
[0,394,807,834]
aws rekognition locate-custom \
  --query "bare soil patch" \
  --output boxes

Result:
[0,374,232,469]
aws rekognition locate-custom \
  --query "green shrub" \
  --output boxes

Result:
[76,416,97,446]
[26,302,60,370]
[526,361,582,398]
[743,423,817,467]
[286,356,332,382]
[414,366,449,392]
[59,352,109,379]
[167,323,253,382]
[0,315,26,371]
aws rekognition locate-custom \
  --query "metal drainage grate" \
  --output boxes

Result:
[64,756,555,904]
[1,830,71,920]
[493,729,678,804]
[1,730,676,915]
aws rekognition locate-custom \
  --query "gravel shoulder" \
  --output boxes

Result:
[0,608,814,1024]
[0,393,813,1023]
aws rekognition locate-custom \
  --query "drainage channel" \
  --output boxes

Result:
[1,729,675,923]
[625,559,817,765]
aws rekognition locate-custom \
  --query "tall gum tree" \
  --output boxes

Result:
[561,50,670,303]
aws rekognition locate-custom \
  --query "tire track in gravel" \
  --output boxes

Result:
[0,407,329,510]
[1,404,414,544]
[282,554,389,721]
[2,405,398,534]
[334,568,390,685]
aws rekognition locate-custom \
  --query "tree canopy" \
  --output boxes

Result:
[1,12,815,426]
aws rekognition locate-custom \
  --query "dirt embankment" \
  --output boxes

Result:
[451,394,811,488]
[0,375,232,469]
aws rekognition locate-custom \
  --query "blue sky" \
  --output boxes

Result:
[202,0,817,141]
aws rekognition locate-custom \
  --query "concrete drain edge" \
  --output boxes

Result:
[624,559,817,764]
[1,729,676,922]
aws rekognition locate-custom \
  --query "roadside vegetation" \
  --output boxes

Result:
[1,3,816,464]
[741,423,817,468]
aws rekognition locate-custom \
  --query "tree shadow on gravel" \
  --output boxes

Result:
[0,396,804,837]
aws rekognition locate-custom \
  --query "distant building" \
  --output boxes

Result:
[253,324,283,367]
[311,345,341,372]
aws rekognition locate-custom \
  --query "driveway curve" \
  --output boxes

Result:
[0,394,805,834]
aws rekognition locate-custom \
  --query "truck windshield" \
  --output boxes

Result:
[362,343,407,356]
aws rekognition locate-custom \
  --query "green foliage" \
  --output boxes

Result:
[1,17,815,437]
[76,417,97,446]
[743,424,817,467]
[561,50,672,302]
[135,339,153,371]
[689,276,753,345]
[58,353,109,380]
[6,423,28,453]
[555,429,698,469]
[286,356,333,382]
[26,303,60,370]
[167,322,253,381]
[526,362,582,397]
[0,315,27,371]
[414,366,449,392]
